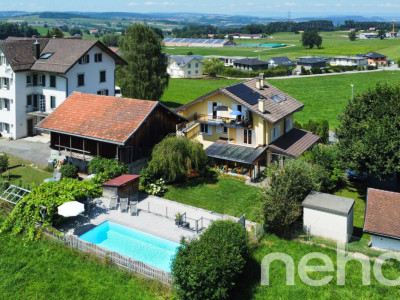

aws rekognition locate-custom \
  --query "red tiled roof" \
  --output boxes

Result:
[364,188,400,239]
[102,174,140,187]
[36,92,159,144]
[269,128,320,158]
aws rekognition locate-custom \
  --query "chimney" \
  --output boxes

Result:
[258,97,265,113]
[258,73,264,89]
[33,40,40,60]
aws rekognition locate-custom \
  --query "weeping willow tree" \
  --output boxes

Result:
[141,135,209,184]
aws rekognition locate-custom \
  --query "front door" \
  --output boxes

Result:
[27,119,34,136]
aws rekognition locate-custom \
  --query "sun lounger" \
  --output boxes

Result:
[120,198,128,212]
[109,196,117,210]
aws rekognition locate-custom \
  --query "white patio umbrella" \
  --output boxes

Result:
[57,201,85,217]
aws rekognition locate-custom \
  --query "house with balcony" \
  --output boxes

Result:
[175,76,320,180]
[0,37,126,139]
[329,56,368,68]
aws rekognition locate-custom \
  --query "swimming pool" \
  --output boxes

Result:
[79,221,179,272]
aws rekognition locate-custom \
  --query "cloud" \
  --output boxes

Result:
[144,1,156,5]
[378,3,400,7]
[127,2,137,6]
[313,3,327,7]
[284,2,296,6]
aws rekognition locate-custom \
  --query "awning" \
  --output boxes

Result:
[206,140,268,165]
[269,128,320,158]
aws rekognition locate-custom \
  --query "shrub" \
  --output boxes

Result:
[331,66,341,72]
[172,220,249,300]
[311,67,322,74]
[345,66,354,71]
[367,65,375,70]
[0,153,9,176]
[1,178,102,240]
[397,59,400,68]
[296,119,329,144]
[59,164,79,179]
[88,157,128,184]
[262,159,328,237]
[322,67,330,73]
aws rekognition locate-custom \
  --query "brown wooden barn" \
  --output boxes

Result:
[36,92,186,167]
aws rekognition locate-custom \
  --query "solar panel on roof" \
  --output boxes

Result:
[205,39,215,44]
[225,83,261,105]
[194,39,203,43]
[164,38,173,42]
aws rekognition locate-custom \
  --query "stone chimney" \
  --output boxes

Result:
[258,97,265,113]
[33,40,40,60]
[259,73,265,88]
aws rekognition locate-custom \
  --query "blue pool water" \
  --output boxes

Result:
[79,221,179,272]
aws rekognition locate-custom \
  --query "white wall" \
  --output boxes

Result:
[371,236,400,252]
[167,59,203,78]
[0,49,16,138]
[304,207,353,243]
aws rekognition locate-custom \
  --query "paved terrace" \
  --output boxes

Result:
[57,193,256,243]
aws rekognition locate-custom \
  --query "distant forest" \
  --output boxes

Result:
[0,22,39,40]
[172,20,399,38]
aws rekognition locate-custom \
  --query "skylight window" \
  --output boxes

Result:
[40,53,53,59]
[275,94,286,101]
[270,96,282,103]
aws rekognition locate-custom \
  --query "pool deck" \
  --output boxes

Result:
[57,193,256,243]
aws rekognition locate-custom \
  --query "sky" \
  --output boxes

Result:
[3,0,400,17]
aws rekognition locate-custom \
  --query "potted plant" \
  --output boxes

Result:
[175,212,182,226]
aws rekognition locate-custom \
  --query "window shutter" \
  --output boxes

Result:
[27,95,32,106]
[87,55,90,63]
[105,89,109,96]
[33,74,37,86]
[236,129,243,144]
[217,102,222,117]
[208,125,213,135]
[252,129,256,145]
[276,125,281,139]
[42,75,46,86]
[0,98,2,109]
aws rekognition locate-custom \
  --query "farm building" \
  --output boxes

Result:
[364,188,400,252]
[35,92,186,169]
[163,38,235,48]
[302,191,355,243]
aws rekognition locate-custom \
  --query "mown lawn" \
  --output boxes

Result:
[0,205,170,299]
[161,78,243,109]
[268,71,400,128]
[163,177,262,222]
[1,154,52,188]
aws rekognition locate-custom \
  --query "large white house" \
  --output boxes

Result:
[0,37,125,139]
[329,56,368,67]
[167,55,204,78]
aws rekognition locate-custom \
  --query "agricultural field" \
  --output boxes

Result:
[268,70,400,128]
[163,31,400,62]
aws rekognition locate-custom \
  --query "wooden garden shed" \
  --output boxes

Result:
[102,174,141,201]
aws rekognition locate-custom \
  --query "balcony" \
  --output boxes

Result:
[26,105,52,117]
[189,113,252,129]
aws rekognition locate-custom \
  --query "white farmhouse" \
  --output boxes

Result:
[302,191,355,243]
[364,188,400,252]
[0,37,125,139]
[167,55,204,78]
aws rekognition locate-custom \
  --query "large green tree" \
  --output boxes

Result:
[301,30,322,49]
[336,83,400,178]
[348,30,356,41]
[203,57,224,77]
[117,24,169,101]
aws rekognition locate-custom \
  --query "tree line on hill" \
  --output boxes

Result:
[0,22,39,40]
[171,20,399,38]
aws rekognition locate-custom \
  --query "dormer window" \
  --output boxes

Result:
[79,54,90,64]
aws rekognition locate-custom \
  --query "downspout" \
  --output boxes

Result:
[57,74,69,97]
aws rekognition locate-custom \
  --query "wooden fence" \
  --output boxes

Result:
[49,233,173,285]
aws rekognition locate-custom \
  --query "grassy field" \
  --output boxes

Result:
[164,31,400,62]
[1,154,52,188]
[163,177,262,222]
[161,77,243,108]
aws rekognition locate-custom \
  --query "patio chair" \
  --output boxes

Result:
[109,196,117,210]
[120,198,128,212]
[130,201,138,216]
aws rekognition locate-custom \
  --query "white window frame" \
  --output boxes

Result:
[26,75,32,86]
[285,118,293,133]
[1,77,9,90]
[39,74,46,86]
[79,54,89,64]
[97,89,109,95]
[271,125,281,142]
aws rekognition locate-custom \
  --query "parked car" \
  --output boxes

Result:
[346,170,366,181]
[115,86,122,97]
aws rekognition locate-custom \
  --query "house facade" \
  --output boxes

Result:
[233,58,268,72]
[364,188,400,252]
[362,52,387,66]
[0,38,125,139]
[329,56,368,67]
[167,55,204,78]
[175,76,320,179]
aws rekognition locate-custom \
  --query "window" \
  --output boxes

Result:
[4,123,10,133]
[285,118,293,133]
[200,123,209,134]
[188,71,191,75]
[50,96,56,109]
[32,74,37,86]
[1,77,9,90]
[195,70,198,74]
[39,95,45,112]
[40,53,53,59]
[223,126,228,134]
[77,74,84,86]
[195,62,198,68]
[39,74,46,86]
[244,129,252,144]
[3,98,10,111]
[26,95,32,106]
[26,75,32,86]
[79,54,89,64]
[99,70,106,83]
[97,89,109,95]
[271,125,281,142]
[94,53,102,62]
[50,75,56,88]
[188,63,191,68]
